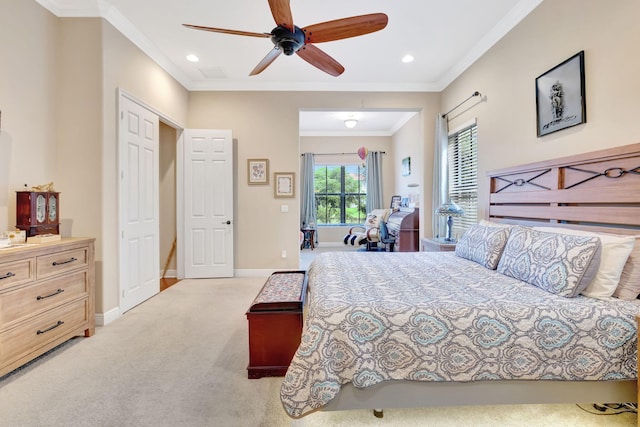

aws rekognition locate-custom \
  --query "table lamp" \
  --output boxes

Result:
[436,200,465,242]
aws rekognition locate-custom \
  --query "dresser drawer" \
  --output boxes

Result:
[0,298,88,366]
[36,247,89,280]
[0,270,88,327]
[0,258,35,291]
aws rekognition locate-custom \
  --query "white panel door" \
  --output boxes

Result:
[184,129,234,278]
[119,95,160,312]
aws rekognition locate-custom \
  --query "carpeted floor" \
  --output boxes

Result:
[0,277,635,426]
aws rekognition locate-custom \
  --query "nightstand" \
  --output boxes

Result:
[421,237,456,252]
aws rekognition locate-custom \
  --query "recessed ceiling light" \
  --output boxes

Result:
[186,54,199,63]
[402,55,414,63]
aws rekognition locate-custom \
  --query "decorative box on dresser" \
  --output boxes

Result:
[0,237,95,377]
[386,207,420,252]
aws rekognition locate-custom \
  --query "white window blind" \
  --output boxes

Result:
[447,123,478,238]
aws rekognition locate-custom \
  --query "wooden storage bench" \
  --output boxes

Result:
[246,270,307,379]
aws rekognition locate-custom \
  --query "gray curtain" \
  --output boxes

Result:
[366,151,383,212]
[300,153,317,230]
[432,114,449,238]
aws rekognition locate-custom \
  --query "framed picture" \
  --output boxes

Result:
[390,195,402,210]
[402,157,411,176]
[274,172,295,198]
[247,159,269,185]
[535,51,586,137]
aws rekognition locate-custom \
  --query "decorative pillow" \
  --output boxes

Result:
[455,224,511,269]
[497,227,602,297]
[533,226,635,300]
[364,209,390,230]
[613,236,640,300]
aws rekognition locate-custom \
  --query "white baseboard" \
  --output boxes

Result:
[160,269,177,278]
[96,306,121,326]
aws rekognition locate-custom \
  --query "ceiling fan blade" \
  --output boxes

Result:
[249,48,283,76]
[183,24,271,38]
[302,13,388,43]
[268,0,294,32]
[296,44,344,77]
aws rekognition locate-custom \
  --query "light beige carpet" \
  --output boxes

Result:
[0,277,635,426]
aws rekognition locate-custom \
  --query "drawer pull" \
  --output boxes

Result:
[0,272,16,280]
[52,257,77,266]
[36,320,64,335]
[36,288,65,300]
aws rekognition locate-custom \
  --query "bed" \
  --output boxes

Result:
[280,142,640,418]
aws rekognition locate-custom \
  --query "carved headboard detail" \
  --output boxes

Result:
[486,142,640,234]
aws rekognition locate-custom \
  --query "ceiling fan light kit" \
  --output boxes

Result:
[183,0,388,77]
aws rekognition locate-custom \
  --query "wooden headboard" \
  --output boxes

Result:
[486,142,640,235]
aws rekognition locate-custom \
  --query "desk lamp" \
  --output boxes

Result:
[436,200,465,242]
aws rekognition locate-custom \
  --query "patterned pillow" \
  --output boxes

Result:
[497,227,602,297]
[533,226,635,300]
[455,224,511,269]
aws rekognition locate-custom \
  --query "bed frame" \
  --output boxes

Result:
[323,142,640,417]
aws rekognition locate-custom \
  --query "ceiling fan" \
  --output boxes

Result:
[183,0,388,77]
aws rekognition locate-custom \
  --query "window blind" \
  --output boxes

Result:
[447,124,478,238]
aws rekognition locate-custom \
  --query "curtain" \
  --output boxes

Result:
[300,153,317,231]
[366,151,383,212]
[432,114,449,238]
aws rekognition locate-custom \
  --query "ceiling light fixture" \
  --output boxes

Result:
[186,54,200,63]
[344,119,358,129]
[402,54,414,63]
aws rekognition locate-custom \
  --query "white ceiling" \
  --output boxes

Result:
[35,0,542,133]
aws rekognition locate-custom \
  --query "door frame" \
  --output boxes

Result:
[117,89,184,310]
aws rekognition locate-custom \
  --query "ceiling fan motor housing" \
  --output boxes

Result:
[271,26,306,55]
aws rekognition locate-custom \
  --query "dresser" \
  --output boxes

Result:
[386,208,420,252]
[0,238,95,377]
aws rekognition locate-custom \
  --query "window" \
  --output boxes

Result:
[448,123,478,238]
[314,164,367,225]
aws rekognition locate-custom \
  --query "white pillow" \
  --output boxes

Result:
[533,226,635,300]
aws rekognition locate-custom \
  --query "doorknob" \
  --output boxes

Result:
[222,220,231,225]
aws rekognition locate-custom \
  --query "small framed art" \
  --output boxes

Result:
[535,50,586,137]
[402,157,411,176]
[274,172,295,198]
[247,159,269,185]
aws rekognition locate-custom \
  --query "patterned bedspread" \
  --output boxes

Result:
[280,251,640,418]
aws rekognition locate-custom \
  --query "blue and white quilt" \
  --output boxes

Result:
[280,251,640,418]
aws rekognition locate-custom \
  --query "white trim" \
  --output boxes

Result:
[95,306,121,326]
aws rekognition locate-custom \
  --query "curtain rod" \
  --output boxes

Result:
[302,151,386,156]
[442,91,481,118]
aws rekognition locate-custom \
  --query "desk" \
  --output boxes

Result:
[300,228,315,250]
[421,237,456,252]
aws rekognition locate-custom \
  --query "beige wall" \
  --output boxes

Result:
[188,92,439,268]
[442,0,640,218]
[392,113,423,209]
[159,122,177,274]
[0,0,59,229]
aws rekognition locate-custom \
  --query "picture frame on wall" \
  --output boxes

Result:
[535,50,586,137]
[247,159,269,185]
[274,172,295,198]
[402,157,411,176]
